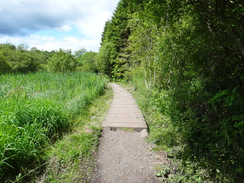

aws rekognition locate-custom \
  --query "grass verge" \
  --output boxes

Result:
[33,85,113,183]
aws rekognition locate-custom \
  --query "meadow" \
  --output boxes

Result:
[0,72,106,181]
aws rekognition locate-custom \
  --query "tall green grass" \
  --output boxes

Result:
[0,72,105,181]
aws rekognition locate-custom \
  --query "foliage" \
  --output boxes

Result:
[95,42,117,78]
[48,49,78,72]
[0,72,106,182]
[74,48,87,59]
[77,51,98,73]
[96,0,136,79]
[0,43,55,74]
[0,44,97,74]
[0,52,11,74]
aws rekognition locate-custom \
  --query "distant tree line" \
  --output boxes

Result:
[0,43,98,74]
[96,0,244,182]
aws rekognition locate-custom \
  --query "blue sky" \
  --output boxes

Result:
[0,0,120,52]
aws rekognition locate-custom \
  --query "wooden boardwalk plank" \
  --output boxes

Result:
[102,83,147,131]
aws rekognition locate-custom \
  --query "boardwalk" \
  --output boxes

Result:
[102,83,147,131]
[91,83,158,183]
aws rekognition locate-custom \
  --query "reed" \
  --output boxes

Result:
[0,72,105,180]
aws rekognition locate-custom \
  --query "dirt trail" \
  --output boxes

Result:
[91,83,166,183]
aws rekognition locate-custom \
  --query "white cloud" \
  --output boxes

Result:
[56,25,72,32]
[0,34,100,52]
[0,0,120,51]
[77,8,112,40]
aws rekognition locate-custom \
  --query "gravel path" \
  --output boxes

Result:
[91,83,164,183]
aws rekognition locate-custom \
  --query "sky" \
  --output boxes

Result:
[0,0,120,52]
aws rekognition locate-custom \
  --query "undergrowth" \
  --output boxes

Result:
[121,78,236,183]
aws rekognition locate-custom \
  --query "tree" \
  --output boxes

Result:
[95,42,116,78]
[48,49,77,72]
[10,52,39,73]
[74,48,87,59]
[128,14,163,89]
[0,43,39,73]
[77,51,97,73]
[0,53,11,74]
[98,0,137,79]
[17,43,29,52]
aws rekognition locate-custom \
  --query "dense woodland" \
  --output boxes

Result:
[0,0,243,182]
[96,0,244,182]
